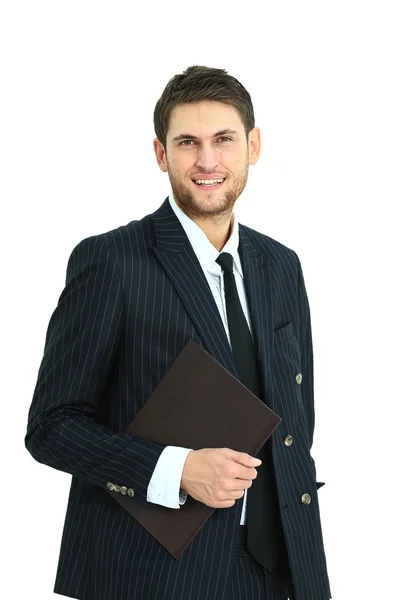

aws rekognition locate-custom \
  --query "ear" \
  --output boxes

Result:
[153,138,168,173]
[248,127,261,166]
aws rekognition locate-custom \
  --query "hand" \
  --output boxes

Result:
[180,448,262,509]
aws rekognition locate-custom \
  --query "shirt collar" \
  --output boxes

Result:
[168,193,243,279]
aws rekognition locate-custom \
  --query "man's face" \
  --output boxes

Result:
[154,100,260,221]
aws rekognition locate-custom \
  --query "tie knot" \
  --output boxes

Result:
[216,252,234,273]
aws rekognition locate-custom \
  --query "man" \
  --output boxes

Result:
[25,65,331,600]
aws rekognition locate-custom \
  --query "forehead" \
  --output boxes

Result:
[168,101,243,139]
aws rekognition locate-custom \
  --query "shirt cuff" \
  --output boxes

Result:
[147,446,193,509]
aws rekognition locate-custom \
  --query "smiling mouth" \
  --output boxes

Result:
[192,178,226,190]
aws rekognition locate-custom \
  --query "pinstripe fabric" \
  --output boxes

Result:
[25,196,331,600]
[227,553,288,600]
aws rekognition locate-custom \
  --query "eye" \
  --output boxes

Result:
[179,137,232,146]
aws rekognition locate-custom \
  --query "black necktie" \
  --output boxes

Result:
[215,252,283,573]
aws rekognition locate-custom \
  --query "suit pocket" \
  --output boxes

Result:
[274,320,295,343]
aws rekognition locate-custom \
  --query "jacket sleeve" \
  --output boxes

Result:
[25,234,166,505]
[295,252,325,489]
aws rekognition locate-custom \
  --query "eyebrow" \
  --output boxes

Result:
[172,129,238,142]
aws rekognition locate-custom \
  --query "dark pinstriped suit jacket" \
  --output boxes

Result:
[26,197,331,600]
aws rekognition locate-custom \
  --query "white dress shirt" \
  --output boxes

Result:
[147,193,256,525]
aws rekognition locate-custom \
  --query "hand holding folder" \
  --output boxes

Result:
[106,339,281,559]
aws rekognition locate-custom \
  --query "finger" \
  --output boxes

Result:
[234,451,262,467]
[235,465,259,480]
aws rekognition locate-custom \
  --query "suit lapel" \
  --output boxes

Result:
[150,198,273,405]
[238,228,273,405]
[150,198,236,376]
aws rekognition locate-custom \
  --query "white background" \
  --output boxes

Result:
[1,1,399,599]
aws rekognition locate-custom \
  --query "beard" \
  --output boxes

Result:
[166,162,249,224]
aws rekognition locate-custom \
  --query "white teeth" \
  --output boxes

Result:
[194,179,224,185]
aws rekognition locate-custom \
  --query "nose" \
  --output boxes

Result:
[195,143,220,172]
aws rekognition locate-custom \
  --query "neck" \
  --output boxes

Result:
[192,216,232,252]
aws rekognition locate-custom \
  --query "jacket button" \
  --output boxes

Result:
[113,485,121,493]
[301,493,311,505]
[120,486,127,495]
[106,482,114,491]
[127,488,134,497]
[295,373,302,384]
[284,435,293,446]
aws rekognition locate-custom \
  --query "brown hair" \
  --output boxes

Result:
[153,65,255,153]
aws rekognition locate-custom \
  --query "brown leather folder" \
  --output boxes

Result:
[106,338,281,559]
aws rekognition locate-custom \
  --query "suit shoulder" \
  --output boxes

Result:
[68,218,144,256]
[66,217,153,280]
[240,223,299,266]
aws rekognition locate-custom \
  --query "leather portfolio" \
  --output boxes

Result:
[106,338,281,559]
